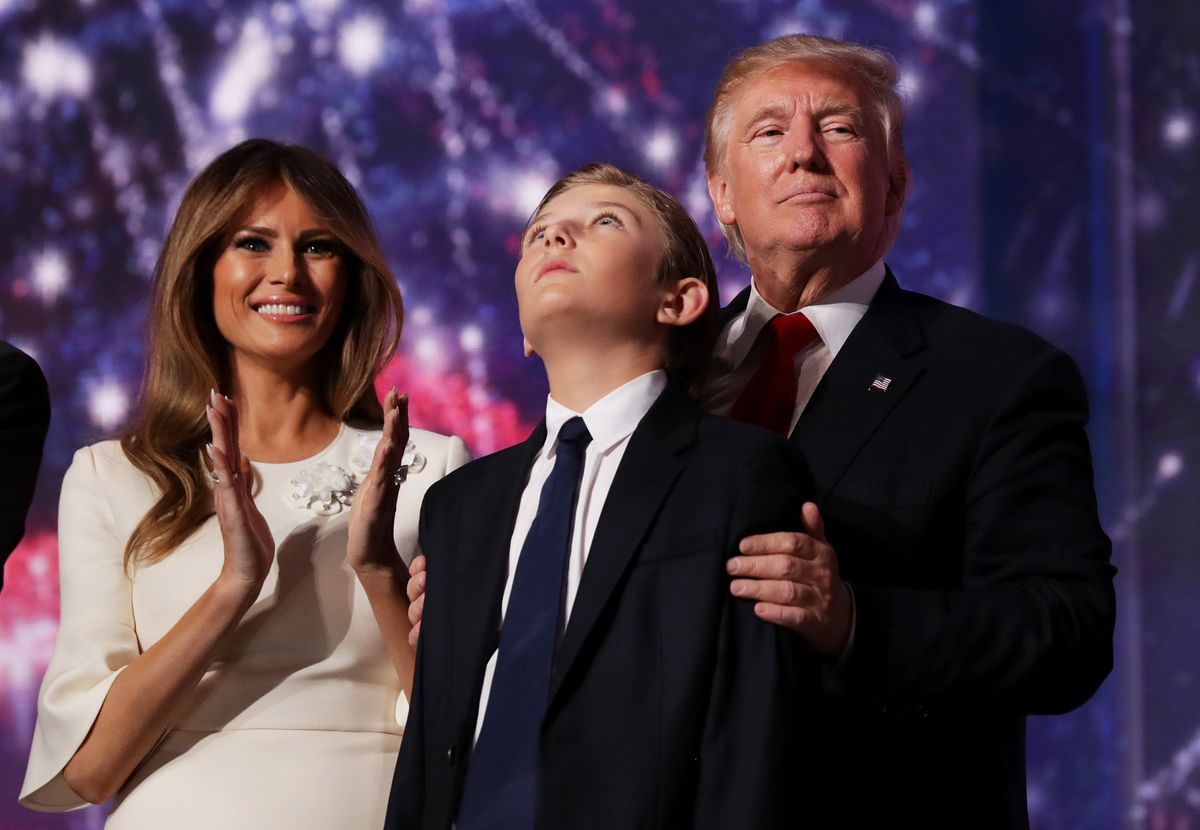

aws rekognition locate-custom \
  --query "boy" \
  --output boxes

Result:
[386,164,814,829]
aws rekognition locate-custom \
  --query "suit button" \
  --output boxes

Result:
[447,745,456,765]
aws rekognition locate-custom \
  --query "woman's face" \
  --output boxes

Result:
[211,185,347,377]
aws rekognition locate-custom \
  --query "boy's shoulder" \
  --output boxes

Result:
[424,430,542,506]
[689,408,802,468]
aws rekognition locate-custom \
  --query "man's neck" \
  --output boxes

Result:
[748,247,881,312]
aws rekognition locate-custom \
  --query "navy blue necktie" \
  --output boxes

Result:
[456,417,593,830]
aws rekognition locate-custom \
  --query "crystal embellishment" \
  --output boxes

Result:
[286,433,428,515]
[287,462,357,516]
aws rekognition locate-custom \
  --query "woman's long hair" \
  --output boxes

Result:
[119,139,404,569]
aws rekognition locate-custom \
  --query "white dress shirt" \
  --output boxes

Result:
[473,370,668,742]
[703,259,887,431]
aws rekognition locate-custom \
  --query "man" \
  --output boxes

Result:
[407,34,1115,828]
[0,339,51,590]
[702,35,1115,828]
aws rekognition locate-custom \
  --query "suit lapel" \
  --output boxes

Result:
[720,284,751,325]
[790,271,927,504]
[547,384,698,705]
[449,422,546,727]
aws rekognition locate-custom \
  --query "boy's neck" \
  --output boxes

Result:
[542,345,664,413]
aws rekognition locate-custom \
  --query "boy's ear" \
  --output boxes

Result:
[523,335,537,358]
[657,277,710,328]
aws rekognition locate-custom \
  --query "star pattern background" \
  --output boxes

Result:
[0,0,1194,827]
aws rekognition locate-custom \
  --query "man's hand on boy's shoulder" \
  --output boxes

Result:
[402,497,856,658]
[727,501,853,659]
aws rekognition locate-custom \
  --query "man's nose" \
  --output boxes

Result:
[787,128,827,172]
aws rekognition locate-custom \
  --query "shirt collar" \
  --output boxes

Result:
[722,259,887,370]
[544,370,667,457]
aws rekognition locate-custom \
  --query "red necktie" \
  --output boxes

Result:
[729,312,819,435]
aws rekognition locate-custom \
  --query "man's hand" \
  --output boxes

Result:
[727,502,853,657]
[406,553,427,647]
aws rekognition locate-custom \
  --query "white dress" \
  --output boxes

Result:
[20,423,470,829]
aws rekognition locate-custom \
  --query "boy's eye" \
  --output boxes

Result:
[593,211,623,228]
[234,235,269,253]
[525,225,547,245]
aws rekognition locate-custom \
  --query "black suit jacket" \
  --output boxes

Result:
[0,340,51,589]
[387,383,817,830]
[722,271,1115,828]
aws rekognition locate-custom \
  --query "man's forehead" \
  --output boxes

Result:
[733,60,869,114]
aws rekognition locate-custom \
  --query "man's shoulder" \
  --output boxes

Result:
[0,341,50,423]
[896,284,1068,369]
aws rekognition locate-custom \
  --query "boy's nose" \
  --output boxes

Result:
[542,223,573,248]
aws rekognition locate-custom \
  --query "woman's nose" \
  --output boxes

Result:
[267,249,301,285]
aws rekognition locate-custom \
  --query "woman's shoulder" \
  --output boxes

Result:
[63,438,161,498]
[341,422,470,478]
[65,438,139,481]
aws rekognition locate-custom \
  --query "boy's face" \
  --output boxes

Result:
[516,183,670,354]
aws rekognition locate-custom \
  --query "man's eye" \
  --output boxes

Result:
[755,127,784,139]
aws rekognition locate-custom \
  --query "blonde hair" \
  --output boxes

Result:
[529,163,719,397]
[120,139,403,568]
[704,34,911,261]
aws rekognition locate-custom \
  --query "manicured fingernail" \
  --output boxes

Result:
[210,388,218,406]
[205,443,215,458]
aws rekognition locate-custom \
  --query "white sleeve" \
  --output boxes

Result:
[20,446,139,811]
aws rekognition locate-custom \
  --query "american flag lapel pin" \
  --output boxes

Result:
[869,374,892,392]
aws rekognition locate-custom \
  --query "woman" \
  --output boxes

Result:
[20,139,468,829]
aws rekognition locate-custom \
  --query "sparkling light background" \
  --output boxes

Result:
[0,1,1194,828]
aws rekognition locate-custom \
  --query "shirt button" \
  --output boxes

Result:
[447,745,456,765]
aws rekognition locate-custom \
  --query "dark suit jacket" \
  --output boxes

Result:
[721,271,1115,829]
[0,340,51,589]
[387,383,817,830]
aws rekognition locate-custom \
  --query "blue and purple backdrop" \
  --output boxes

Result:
[0,1,1193,828]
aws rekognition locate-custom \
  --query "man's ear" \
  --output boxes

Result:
[523,335,536,358]
[707,171,737,226]
[657,277,710,328]
[884,155,910,217]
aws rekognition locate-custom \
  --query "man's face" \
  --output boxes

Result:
[707,60,902,272]
[515,183,670,355]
